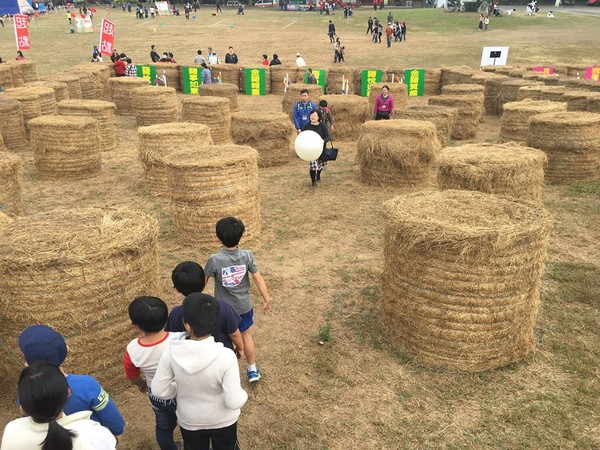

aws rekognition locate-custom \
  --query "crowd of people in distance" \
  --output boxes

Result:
[366,14,407,47]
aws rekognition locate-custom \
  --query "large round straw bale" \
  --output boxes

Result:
[154,63,182,91]
[483,75,511,115]
[132,86,179,126]
[3,88,43,139]
[368,83,407,116]
[6,63,24,87]
[181,96,231,144]
[320,94,370,140]
[26,80,70,102]
[441,84,484,120]
[239,68,272,94]
[69,70,100,99]
[282,84,323,120]
[231,111,295,167]
[49,73,83,99]
[499,80,543,111]
[0,65,14,90]
[428,95,482,140]
[208,64,241,88]
[29,115,101,180]
[588,93,600,113]
[164,145,260,247]
[539,85,566,102]
[356,120,441,187]
[437,143,547,202]
[57,100,117,152]
[499,99,566,144]
[109,77,151,115]
[70,63,112,99]
[424,68,442,95]
[14,60,37,83]
[440,66,477,87]
[138,122,214,196]
[516,85,543,101]
[0,152,23,216]
[0,207,161,393]
[527,111,600,184]
[270,65,300,95]
[326,66,358,95]
[0,98,27,151]
[402,105,458,148]
[198,83,240,111]
[563,91,591,112]
[381,189,552,371]
[25,86,57,115]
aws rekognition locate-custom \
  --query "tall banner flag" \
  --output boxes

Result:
[99,19,115,57]
[244,68,266,96]
[181,66,200,94]
[405,69,425,97]
[303,69,326,93]
[584,67,600,82]
[361,70,382,97]
[136,65,157,85]
[14,14,30,51]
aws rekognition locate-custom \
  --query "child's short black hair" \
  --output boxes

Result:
[216,217,245,247]
[182,293,219,338]
[128,296,169,333]
[172,261,206,296]
[319,99,328,107]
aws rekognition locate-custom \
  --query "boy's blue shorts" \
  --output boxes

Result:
[239,309,254,332]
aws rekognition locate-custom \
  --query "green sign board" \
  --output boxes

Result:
[244,68,267,96]
[303,69,326,92]
[181,66,201,95]
[136,65,156,85]
[405,69,425,97]
[361,69,383,97]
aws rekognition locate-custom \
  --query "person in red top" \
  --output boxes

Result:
[113,53,126,77]
[373,85,394,120]
[385,23,394,48]
[261,54,269,66]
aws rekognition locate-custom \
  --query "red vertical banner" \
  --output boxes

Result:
[14,14,31,51]
[99,19,115,57]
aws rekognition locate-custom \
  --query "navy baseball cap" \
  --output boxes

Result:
[18,325,67,366]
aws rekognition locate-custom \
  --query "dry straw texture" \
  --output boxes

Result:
[516,85,543,101]
[563,91,591,112]
[199,83,240,111]
[138,122,214,196]
[0,98,27,151]
[470,71,500,86]
[154,63,182,91]
[440,66,477,87]
[326,67,358,95]
[527,111,600,184]
[0,65,14,90]
[25,86,57,115]
[0,207,161,394]
[0,152,23,216]
[566,65,588,77]
[494,66,517,76]
[181,96,232,144]
[68,70,99,99]
[70,63,112,99]
[402,105,458,148]
[441,84,485,120]
[428,95,482,140]
[381,189,552,371]
[368,83,408,116]
[109,77,151,115]
[559,77,600,92]
[0,211,12,227]
[164,145,260,248]
[321,94,370,140]
[208,64,242,88]
[437,143,548,202]
[3,88,43,139]
[282,84,323,120]
[588,93,600,113]
[539,74,563,86]
[26,81,70,102]
[48,73,83,99]
[424,68,442,95]
[508,69,526,78]
[499,99,566,144]
[499,80,543,111]
[483,75,511,115]
[356,120,441,187]
[7,63,24,86]
[231,111,295,167]
[29,115,101,180]
[15,61,38,83]
[57,100,117,152]
[270,65,300,95]
[131,86,179,126]
[539,85,566,102]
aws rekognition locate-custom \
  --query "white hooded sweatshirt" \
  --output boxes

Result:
[151,336,248,431]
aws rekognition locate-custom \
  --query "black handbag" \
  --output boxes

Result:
[319,140,339,162]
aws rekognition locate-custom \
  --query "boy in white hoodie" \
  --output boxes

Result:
[152,293,248,450]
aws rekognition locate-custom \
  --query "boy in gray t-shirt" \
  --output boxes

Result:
[205,217,271,383]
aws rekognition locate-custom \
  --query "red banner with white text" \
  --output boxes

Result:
[14,14,30,51]
[99,19,115,57]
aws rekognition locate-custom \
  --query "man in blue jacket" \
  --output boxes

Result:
[293,89,318,134]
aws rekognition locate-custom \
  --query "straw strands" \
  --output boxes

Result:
[68,70,99,99]
[109,77,151,115]
[57,100,117,152]
[326,66,357,95]
[132,86,179,126]
[49,73,83,99]
[270,65,300,95]
[0,152,23,216]
[181,96,231,144]
[402,105,458,148]
[0,98,27,151]
[26,86,57,115]
[0,212,12,227]
[0,207,161,393]
[282,84,323,120]
[441,84,485,120]
[0,65,14,90]
[320,94,370,140]
[154,63,182,91]
[588,93,600,113]
[440,66,477,87]
[368,83,407,116]
[15,61,38,83]
[499,80,543,111]
[483,75,511,115]
[164,145,260,248]
[381,189,552,371]
[199,83,240,111]
[7,63,24,87]
[428,95,482,140]
[26,81,70,102]
[3,88,42,139]
[516,85,543,101]
[357,120,441,187]
[539,85,566,102]
[29,115,101,180]
[527,111,600,184]
[563,91,591,112]
[208,64,241,88]
[424,68,442,96]
[499,99,566,144]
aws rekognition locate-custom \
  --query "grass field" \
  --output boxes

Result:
[1,7,600,450]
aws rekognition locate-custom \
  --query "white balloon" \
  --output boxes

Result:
[294,130,324,162]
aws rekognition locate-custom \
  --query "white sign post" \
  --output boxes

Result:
[480,46,509,67]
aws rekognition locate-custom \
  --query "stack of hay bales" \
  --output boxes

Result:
[71,63,112,99]
[57,100,117,153]
[282,84,323,120]
[7,63,24,86]
[539,85,566,102]
[440,66,476,87]
[26,86,57,115]
[69,70,99,100]
[499,99,566,144]
[494,66,517,76]
[109,77,151,115]
[208,64,241,88]
[320,95,370,140]
[239,68,272,95]
[164,145,260,247]
[563,91,591,111]
[154,63,182,91]
[437,143,547,202]
[402,105,458,148]
[0,65,14,90]
[517,85,543,101]
[424,68,442,96]
[270,66,300,95]
[368,83,407,117]
[508,69,526,78]
[138,123,214,196]
[483,75,511,115]
[26,81,70,102]
[356,120,441,187]
[231,112,295,167]
[559,77,597,91]
[498,79,543,112]
[49,73,83,99]
[522,72,541,81]
[0,98,27,151]
[588,93,600,113]
[527,111,600,184]
[182,97,231,144]
[131,86,179,126]
[3,88,43,138]
[326,67,357,95]
[29,115,101,180]
[0,152,23,216]
[428,95,482,140]
[381,189,552,371]
[566,65,587,77]
[15,61,38,83]
[441,84,485,120]
[199,83,240,111]
[0,207,161,393]
[471,71,501,86]
[540,74,563,86]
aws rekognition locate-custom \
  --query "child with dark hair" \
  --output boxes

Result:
[152,294,248,450]
[205,217,271,383]
[1,361,116,449]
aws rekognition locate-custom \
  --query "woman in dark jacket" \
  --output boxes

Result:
[302,109,329,187]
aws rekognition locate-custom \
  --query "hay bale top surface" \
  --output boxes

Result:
[530,111,600,126]
[199,83,239,92]
[442,84,484,94]
[437,142,547,168]
[182,96,229,107]
[362,119,437,135]
[132,86,176,95]
[0,97,21,111]
[0,151,21,168]
[26,81,67,90]
[539,86,566,94]
[3,88,41,100]
[501,79,543,87]
[429,94,483,107]
[109,77,149,86]
[164,145,258,168]
[320,94,369,105]
[139,122,211,137]
[502,99,567,113]
[562,91,591,100]
[443,65,477,75]
[0,207,157,268]
[58,99,116,111]
[28,115,97,128]
[232,111,289,123]
[286,84,323,95]
[51,73,80,82]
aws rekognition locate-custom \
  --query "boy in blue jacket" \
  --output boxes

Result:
[293,89,318,134]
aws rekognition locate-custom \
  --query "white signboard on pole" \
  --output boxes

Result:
[480,46,509,66]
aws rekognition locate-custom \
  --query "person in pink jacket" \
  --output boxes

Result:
[373,85,394,120]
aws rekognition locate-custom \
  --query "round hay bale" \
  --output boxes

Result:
[181,96,231,144]
[356,120,441,187]
[428,95,482,140]
[0,152,23,216]
[164,145,260,248]
[26,80,70,102]
[25,86,57,115]
[239,68,272,95]
[321,94,370,140]
[49,73,83,99]
[539,85,566,102]
[29,115,101,180]
[7,63,24,87]
[516,85,543,101]
[440,66,477,87]
[527,111,600,184]
[57,100,117,152]
[15,60,38,83]
[2,88,43,139]
[499,80,544,111]
[326,66,358,95]
[138,122,214,196]
[154,63,182,91]
[270,65,300,95]
[483,75,511,115]
[499,99,566,144]
[437,143,547,202]
[282,84,323,120]
[69,63,112,99]
[231,111,295,167]
[69,70,100,99]
[441,84,485,120]
[587,93,600,113]
[368,83,408,117]
[208,64,241,88]
[132,86,179,126]
[0,98,27,151]
[563,91,592,112]
[109,77,151,115]
[0,207,161,394]
[0,65,15,90]
[424,68,442,96]
[402,105,458,148]
[198,83,240,111]
[381,189,552,372]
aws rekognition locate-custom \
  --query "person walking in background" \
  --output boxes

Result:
[366,16,373,35]
[484,15,489,30]
[200,62,212,84]
[306,68,317,84]
[296,52,306,67]
[478,13,484,31]
[401,20,407,41]
[385,22,393,48]
[377,20,383,43]
[194,49,206,65]
[262,54,269,66]
[150,45,160,62]
[328,20,336,43]
[318,99,334,132]
[113,53,127,76]
[216,0,222,13]
[373,85,394,120]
